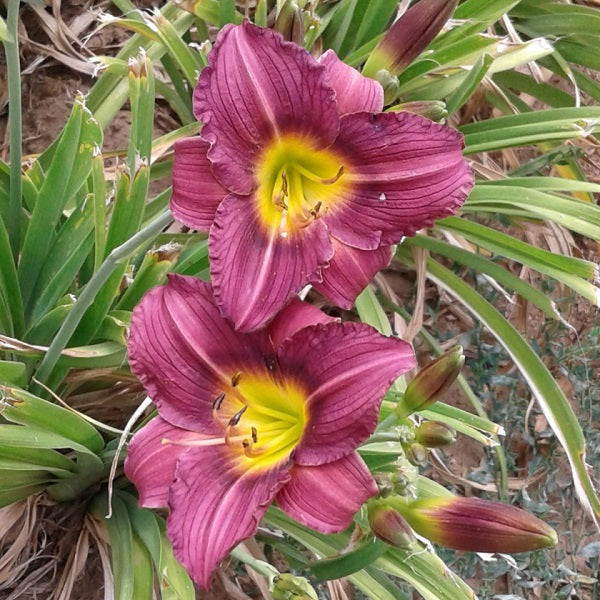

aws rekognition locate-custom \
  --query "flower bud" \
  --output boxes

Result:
[372,69,400,105]
[405,442,429,467]
[390,100,448,122]
[367,499,417,549]
[275,0,305,45]
[362,0,458,77]
[272,573,318,600]
[394,497,558,553]
[415,421,456,448]
[395,346,464,419]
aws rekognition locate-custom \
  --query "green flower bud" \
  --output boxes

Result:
[372,69,400,105]
[415,421,456,448]
[394,496,558,554]
[275,0,305,45]
[272,574,318,600]
[395,346,464,419]
[389,100,448,122]
[367,499,417,549]
[405,442,429,467]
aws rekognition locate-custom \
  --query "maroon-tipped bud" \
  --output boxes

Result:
[394,496,558,554]
[367,499,417,549]
[415,421,456,448]
[395,346,464,419]
[405,442,429,467]
[362,0,458,77]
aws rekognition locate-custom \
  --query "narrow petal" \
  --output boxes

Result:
[267,298,338,350]
[325,111,473,249]
[278,322,415,465]
[128,275,267,432]
[276,452,377,533]
[319,50,384,115]
[314,240,393,309]
[167,444,290,589]
[195,21,339,195]
[209,194,333,332]
[171,137,227,231]
[124,416,195,508]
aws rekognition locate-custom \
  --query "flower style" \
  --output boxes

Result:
[172,21,473,331]
[124,275,415,589]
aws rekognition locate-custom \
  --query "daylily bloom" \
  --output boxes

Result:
[172,21,473,331]
[124,275,415,589]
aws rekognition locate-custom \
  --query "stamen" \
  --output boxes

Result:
[294,163,345,185]
[309,201,322,218]
[242,438,264,457]
[212,392,225,410]
[251,426,258,444]
[228,405,248,427]
[231,372,242,387]
[281,171,289,197]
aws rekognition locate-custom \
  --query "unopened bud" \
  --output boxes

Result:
[372,69,400,105]
[272,573,318,600]
[395,346,464,418]
[390,100,448,122]
[362,0,458,77]
[394,496,558,554]
[405,442,428,467]
[367,499,417,549]
[415,421,456,448]
[275,0,305,45]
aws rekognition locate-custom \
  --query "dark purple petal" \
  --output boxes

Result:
[276,452,377,533]
[278,322,415,465]
[325,111,473,249]
[124,416,194,508]
[171,137,227,231]
[128,275,267,432]
[314,240,393,309]
[319,50,384,115]
[194,21,339,195]
[209,194,333,332]
[167,444,290,589]
[267,298,338,350]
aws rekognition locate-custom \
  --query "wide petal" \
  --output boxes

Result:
[128,275,267,432]
[319,50,384,115]
[194,21,339,195]
[267,298,338,350]
[276,452,377,533]
[325,111,473,249]
[278,322,415,465]
[171,137,227,231]
[124,416,196,508]
[209,194,333,332]
[314,240,393,309]
[167,444,290,589]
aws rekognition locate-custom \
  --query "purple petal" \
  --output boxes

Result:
[319,50,384,115]
[278,322,415,465]
[325,111,473,249]
[128,275,267,432]
[276,452,377,533]
[171,137,227,231]
[194,22,339,195]
[167,444,290,589]
[314,240,393,309]
[124,416,195,508]
[267,298,338,350]
[209,194,333,332]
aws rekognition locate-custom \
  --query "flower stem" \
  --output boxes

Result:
[32,210,172,389]
[4,0,22,260]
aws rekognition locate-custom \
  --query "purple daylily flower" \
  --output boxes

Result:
[124,275,415,589]
[172,21,474,331]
